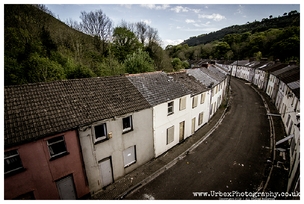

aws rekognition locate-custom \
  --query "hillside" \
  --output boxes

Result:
[182,11,300,46]
[4,4,173,86]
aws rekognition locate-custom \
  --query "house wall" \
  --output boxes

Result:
[190,91,211,133]
[221,61,300,193]
[4,130,89,199]
[153,95,191,157]
[78,108,154,195]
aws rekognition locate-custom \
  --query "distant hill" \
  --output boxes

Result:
[182,11,300,46]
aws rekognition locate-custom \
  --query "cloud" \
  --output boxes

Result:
[141,19,152,25]
[141,4,170,10]
[234,5,243,15]
[170,6,189,13]
[185,19,195,24]
[162,39,184,47]
[120,4,132,9]
[198,13,226,21]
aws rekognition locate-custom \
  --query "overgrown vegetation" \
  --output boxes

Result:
[4,5,300,86]
[168,10,300,63]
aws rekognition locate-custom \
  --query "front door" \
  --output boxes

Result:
[99,157,113,187]
[179,121,185,142]
[56,175,77,200]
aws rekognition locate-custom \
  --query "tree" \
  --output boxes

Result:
[112,27,142,62]
[79,10,113,55]
[124,48,154,74]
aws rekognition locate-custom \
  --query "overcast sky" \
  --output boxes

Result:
[10,1,303,48]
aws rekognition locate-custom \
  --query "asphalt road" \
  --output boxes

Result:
[125,78,271,200]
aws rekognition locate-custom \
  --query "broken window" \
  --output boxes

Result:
[123,116,133,133]
[168,101,174,115]
[4,149,24,175]
[94,123,107,142]
[47,136,68,158]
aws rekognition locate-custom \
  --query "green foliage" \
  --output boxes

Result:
[171,58,188,71]
[124,49,155,74]
[113,27,142,62]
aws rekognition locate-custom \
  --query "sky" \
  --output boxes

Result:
[40,1,301,48]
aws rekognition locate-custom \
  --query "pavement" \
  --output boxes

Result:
[89,80,290,200]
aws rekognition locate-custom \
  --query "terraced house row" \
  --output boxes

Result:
[4,64,228,199]
[217,59,300,194]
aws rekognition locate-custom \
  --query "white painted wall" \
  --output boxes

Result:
[190,91,211,133]
[153,95,192,157]
[78,108,153,194]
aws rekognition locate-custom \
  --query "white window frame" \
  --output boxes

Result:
[166,126,174,145]
[47,135,68,158]
[179,97,186,111]
[123,115,133,133]
[4,149,24,175]
[123,146,136,167]
[198,112,204,126]
[168,101,174,115]
[93,123,108,143]
[192,96,198,108]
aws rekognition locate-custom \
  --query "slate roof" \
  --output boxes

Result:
[4,76,151,147]
[167,71,208,96]
[261,62,288,72]
[187,68,218,88]
[127,71,192,106]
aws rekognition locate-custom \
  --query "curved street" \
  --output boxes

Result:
[125,77,271,199]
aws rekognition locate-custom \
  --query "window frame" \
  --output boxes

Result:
[123,145,137,168]
[122,115,133,133]
[4,149,24,175]
[47,135,68,159]
[166,126,174,145]
[168,101,174,115]
[192,95,198,109]
[200,93,205,104]
[179,97,186,111]
[93,123,108,143]
[198,112,204,126]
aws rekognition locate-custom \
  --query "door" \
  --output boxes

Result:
[191,118,196,134]
[179,121,185,142]
[99,157,113,187]
[56,175,77,200]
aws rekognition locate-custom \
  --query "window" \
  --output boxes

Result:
[179,97,186,111]
[168,101,174,115]
[200,93,205,104]
[198,112,204,126]
[123,116,133,133]
[192,96,198,108]
[94,123,107,142]
[123,146,136,167]
[47,136,68,158]
[167,126,174,145]
[5,150,24,175]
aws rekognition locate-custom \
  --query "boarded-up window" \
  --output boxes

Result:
[123,146,136,167]
[200,93,206,104]
[198,112,204,126]
[192,96,198,108]
[167,126,174,145]
[191,118,196,134]
[179,97,186,111]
